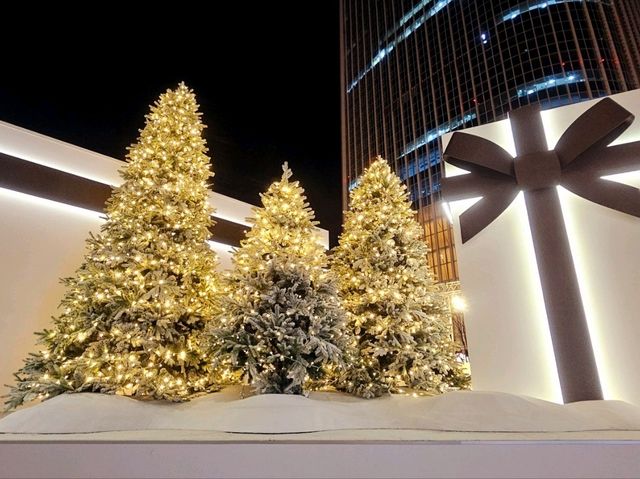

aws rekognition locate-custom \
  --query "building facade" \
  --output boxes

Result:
[340,0,640,282]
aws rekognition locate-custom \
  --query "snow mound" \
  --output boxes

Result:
[2,387,640,434]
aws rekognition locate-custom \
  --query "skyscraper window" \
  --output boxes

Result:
[340,0,640,283]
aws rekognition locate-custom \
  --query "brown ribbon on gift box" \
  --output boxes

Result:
[442,98,640,403]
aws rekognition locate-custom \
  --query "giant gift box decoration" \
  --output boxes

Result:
[442,92,640,404]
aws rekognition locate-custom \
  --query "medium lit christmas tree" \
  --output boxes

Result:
[331,158,465,398]
[6,84,221,409]
[210,163,344,395]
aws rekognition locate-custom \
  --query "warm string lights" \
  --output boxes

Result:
[6,99,468,411]
[210,163,345,395]
[6,84,223,410]
[331,158,469,398]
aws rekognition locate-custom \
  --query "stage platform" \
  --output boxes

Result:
[2,429,639,478]
[2,388,639,478]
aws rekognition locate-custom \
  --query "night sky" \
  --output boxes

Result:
[0,5,342,243]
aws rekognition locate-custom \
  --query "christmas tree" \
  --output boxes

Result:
[210,163,344,395]
[331,158,466,398]
[6,84,221,409]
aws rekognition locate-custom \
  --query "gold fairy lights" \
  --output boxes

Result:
[6,84,224,409]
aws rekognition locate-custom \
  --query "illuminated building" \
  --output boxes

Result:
[340,0,640,282]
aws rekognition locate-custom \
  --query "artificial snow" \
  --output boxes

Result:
[1,386,640,434]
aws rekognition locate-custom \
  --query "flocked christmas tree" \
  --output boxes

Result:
[5,83,221,409]
[210,163,345,395]
[331,158,466,398]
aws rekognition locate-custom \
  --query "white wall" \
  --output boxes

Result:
[0,121,329,399]
[444,89,640,405]
[0,190,105,399]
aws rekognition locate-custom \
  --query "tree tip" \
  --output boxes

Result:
[167,82,192,98]
[281,162,293,181]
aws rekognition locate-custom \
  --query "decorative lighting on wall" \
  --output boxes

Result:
[451,294,468,313]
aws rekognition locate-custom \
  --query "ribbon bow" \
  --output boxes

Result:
[442,98,640,243]
[441,98,640,403]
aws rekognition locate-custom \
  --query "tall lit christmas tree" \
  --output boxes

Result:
[331,158,465,398]
[210,163,344,395]
[6,84,221,409]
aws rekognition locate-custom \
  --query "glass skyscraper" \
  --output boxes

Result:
[340,0,640,283]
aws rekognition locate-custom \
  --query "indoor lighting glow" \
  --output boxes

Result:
[396,0,433,30]
[400,112,477,158]
[397,150,441,182]
[500,0,597,23]
[516,72,584,99]
[348,0,454,92]
[451,294,468,312]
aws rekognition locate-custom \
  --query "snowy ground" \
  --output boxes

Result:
[3,389,640,478]
[2,386,640,436]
